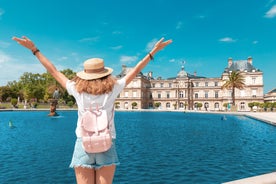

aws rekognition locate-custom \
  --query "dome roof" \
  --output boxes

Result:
[177,66,188,78]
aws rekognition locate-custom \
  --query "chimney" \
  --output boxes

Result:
[247,56,252,65]
[122,64,126,70]
[228,57,233,67]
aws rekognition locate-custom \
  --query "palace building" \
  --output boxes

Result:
[115,57,264,111]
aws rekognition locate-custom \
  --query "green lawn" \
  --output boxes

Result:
[0,102,77,110]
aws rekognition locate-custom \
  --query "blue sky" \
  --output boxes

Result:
[0,0,276,93]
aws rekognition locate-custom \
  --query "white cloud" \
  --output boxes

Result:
[79,37,99,42]
[57,56,68,61]
[112,31,122,35]
[0,51,46,85]
[195,15,206,19]
[120,55,138,64]
[0,51,12,63]
[176,21,183,30]
[265,5,276,18]
[219,37,237,43]
[145,38,158,52]
[110,45,122,50]
[0,41,10,48]
[169,59,176,63]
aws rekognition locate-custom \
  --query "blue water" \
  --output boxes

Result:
[0,111,275,184]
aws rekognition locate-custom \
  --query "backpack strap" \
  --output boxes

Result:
[82,94,113,130]
[102,94,108,107]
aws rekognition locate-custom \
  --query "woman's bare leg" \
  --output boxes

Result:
[96,165,116,184]
[74,167,95,184]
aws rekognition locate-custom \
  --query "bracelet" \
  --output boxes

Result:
[149,53,154,60]
[32,49,40,55]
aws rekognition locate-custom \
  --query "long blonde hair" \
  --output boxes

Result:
[71,75,117,95]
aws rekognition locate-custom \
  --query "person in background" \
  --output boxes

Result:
[12,35,172,184]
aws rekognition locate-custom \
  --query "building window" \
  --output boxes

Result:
[195,82,199,87]
[240,102,245,110]
[215,91,218,98]
[252,77,256,84]
[152,83,155,88]
[195,93,198,99]
[166,103,170,108]
[179,102,184,108]
[133,81,137,87]
[149,103,153,108]
[204,102,209,109]
[125,91,128,97]
[214,102,219,109]
[214,82,218,86]
[252,89,257,97]
[169,83,172,88]
[133,91,137,98]
[205,91,208,98]
[149,93,153,99]
[205,82,208,87]
[240,90,245,97]
[158,93,161,98]
[124,102,128,109]
[160,83,164,88]
[179,91,184,98]
[166,92,170,98]
[228,90,231,97]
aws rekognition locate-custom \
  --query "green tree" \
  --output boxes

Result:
[131,102,137,109]
[11,98,18,108]
[222,71,245,106]
[154,102,161,109]
[197,102,203,110]
[0,85,17,102]
[248,102,254,111]
[115,102,120,109]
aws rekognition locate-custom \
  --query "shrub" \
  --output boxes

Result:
[11,98,18,108]
[67,101,74,108]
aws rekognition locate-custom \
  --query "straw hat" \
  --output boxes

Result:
[76,58,113,80]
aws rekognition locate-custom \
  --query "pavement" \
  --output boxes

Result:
[242,112,276,126]
[223,172,276,184]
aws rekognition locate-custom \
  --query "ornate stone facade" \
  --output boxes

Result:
[115,57,264,111]
[264,88,276,103]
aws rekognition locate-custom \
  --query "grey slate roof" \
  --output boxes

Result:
[224,60,261,73]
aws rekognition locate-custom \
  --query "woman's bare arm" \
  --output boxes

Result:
[125,38,172,85]
[12,36,68,88]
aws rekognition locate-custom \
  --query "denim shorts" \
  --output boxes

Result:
[69,138,120,169]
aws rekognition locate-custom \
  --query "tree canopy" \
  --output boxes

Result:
[0,69,76,104]
[222,71,245,105]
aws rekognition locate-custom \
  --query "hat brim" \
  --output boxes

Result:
[76,67,113,80]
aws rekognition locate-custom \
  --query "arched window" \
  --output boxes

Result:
[124,102,129,109]
[179,91,184,98]
[214,102,219,109]
[240,102,245,110]
[179,102,184,108]
[166,103,170,108]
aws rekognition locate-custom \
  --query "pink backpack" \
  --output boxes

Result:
[81,95,112,153]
